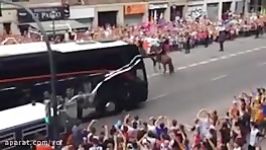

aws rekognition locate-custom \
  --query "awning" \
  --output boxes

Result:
[28,20,90,33]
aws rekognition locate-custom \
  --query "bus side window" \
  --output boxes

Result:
[22,124,48,141]
[0,132,16,150]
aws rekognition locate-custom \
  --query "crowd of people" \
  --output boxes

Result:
[2,12,266,150]
[57,88,266,150]
[1,12,266,54]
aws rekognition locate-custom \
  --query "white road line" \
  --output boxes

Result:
[246,49,253,53]
[209,58,219,62]
[198,61,209,65]
[220,56,229,59]
[177,66,187,70]
[253,47,262,51]
[236,51,245,55]
[188,63,198,67]
[150,93,170,101]
[229,53,237,57]
[211,74,228,81]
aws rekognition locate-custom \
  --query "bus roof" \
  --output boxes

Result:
[0,40,128,57]
[0,103,45,131]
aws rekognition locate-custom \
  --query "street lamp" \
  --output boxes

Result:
[50,11,56,40]
[0,0,59,148]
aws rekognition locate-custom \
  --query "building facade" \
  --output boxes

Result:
[0,0,258,35]
[186,0,245,21]
[0,0,66,34]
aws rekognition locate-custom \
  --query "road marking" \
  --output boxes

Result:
[229,53,237,57]
[198,61,209,65]
[188,63,199,67]
[150,93,170,101]
[209,58,219,62]
[177,66,187,70]
[246,49,253,53]
[236,51,246,55]
[211,74,228,81]
[147,46,266,79]
[220,56,228,59]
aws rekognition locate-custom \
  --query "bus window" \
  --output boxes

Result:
[22,124,48,141]
[0,132,16,150]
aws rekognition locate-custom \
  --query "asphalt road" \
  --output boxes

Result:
[83,36,266,126]
[68,36,266,147]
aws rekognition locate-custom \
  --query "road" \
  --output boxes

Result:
[74,36,266,147]
[84,36,266,125]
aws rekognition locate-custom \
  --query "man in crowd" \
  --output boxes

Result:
[218,28,226,52]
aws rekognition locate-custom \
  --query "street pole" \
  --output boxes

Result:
[243,0,248,16]
[51,11,56,40]
[53,20,55,40]
[254,0,259,13]
[0,0,59,149]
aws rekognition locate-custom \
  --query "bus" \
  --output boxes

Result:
[0,40,148,117]
[0,103,48,150]
[0,102,70,150]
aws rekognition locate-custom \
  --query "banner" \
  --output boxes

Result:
[17,6,69,23]
[124,4,146,15]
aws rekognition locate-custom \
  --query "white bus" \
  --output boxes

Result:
[0,102,48,150]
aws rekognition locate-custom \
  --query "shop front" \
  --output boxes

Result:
[17,5,71,35]
[69,6,95,31]
[148,3,168,22]
[124,3,147,26]
[98,11,118,27]
[170,5,185,21]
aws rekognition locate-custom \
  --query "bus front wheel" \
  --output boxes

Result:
[95,96,122,115]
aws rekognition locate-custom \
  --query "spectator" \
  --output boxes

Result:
[248,122,264,150]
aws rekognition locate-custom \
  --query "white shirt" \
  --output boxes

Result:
[89,146,103,150]
[249,128,260,146]
[233,147,241,150]
[87,133,99,143]
[199,118,210,138]
[148,124,156,134]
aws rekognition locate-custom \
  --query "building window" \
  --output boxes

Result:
[3,23,11,35]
